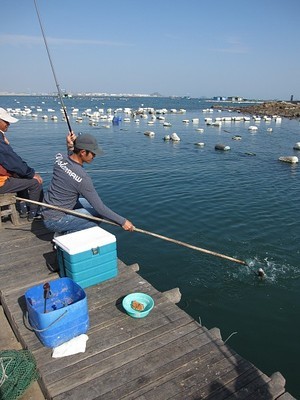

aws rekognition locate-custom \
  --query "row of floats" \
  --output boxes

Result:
[7,105,299,164]
[144,130,300,164]
[8,105,283,128]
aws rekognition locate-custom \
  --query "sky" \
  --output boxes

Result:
[1,0,300,100]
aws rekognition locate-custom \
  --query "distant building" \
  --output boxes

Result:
[213,96,244,102]
[213,96,228,101]
[228,96,244,102]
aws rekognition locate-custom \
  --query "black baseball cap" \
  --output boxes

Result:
[74,133,102,155]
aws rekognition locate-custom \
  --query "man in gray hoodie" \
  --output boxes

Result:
[43,132,134,234]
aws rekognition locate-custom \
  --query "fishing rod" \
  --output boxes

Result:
[33,0,72,133]
[15,196,248,267]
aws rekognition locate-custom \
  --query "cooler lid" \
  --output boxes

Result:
[53,226,116,255]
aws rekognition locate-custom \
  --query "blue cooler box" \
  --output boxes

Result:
[53,226,118,288]
[25,277,89,348]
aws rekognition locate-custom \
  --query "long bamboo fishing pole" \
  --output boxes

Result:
[15,196,248,266]
[33,0,72,133]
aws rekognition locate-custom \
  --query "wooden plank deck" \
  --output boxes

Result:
[0,220,295,400]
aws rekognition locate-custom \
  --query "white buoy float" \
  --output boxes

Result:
[163,135,170,141]
[170,132,181,141]
[215,144,230,151]
[144,131,155,137]
[232,135,242,140]
[211,121,222,127]
[205,117,212,125]
[248,125,258,131]
[278,156,298,164]
[293,142,300,150]
[194,142,205,147]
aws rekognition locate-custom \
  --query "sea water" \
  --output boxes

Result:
[3,95,300,397]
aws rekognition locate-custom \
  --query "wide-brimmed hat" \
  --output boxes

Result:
[74,133,102,155]
[0,108,18,123]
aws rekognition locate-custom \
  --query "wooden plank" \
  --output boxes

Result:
[0,222,51,240]
[0,256,57,293]
[105,340,234,400]
[242,371,286,400]
[34,305,185,369]
[197,366,261,400]
[44,311,193,386]
[0,238,53,262]
[41,298,191,371]
[277,393,297,400]
[169,356,261,400]
[118,341,245,400]
[0,222,50,240]
[0,221,292,400]
[43,318,198,400]
[51,326,210,399]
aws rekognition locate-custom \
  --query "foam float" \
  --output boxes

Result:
[278,156,298,164]
[293,142,300,150]
[215,144,230,151]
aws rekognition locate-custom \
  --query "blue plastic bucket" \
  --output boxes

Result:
[25,277,89,348]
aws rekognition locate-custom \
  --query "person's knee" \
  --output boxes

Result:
[30,179,43,192]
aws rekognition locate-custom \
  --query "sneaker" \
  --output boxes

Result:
[19,212,28,219]
[28,214,43,222]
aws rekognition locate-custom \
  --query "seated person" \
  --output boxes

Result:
[42,132,134,234]
[0,108,43,221]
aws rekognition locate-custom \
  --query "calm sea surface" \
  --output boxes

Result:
[3,95,300,397]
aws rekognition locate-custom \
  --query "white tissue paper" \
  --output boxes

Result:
[52,334,89,358]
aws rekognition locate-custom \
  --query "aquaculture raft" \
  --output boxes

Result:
[0,221,295,399]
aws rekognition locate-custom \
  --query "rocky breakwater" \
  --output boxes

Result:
[221,101,300,120]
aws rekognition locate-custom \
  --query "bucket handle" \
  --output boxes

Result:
[24,309,68,333]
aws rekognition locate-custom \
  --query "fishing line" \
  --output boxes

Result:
[33,0,72,133]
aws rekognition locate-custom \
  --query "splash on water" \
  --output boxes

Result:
[233,256,300,286]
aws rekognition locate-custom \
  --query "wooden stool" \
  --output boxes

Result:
[0,193,20,228]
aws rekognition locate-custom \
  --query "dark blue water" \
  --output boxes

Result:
[3,96,300,397]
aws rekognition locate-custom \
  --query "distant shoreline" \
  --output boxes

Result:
[1,94,299,119]
[215,101,300,120]
[0,93,276,102]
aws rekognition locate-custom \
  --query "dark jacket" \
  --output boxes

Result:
[0,136,35,179]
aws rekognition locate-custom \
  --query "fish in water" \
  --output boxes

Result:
[257,268,266,278]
